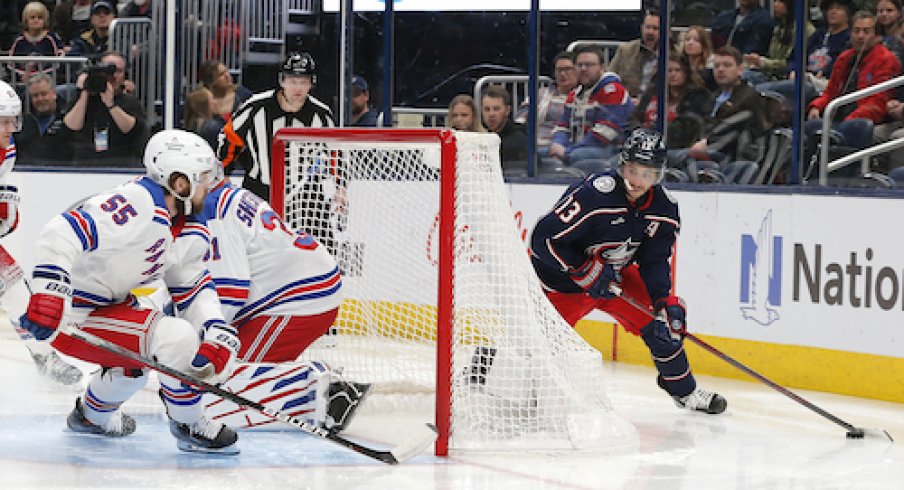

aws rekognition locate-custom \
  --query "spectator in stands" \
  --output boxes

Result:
[183,86,219,149]
[480,84,528,173]
[758,0,853,103]
[350,75,378,127]
[61,50,147,166]
[66,0,115,59]
[8,2,64,85]
[680,25,716,90]
[120,0,152,19]
[446,94,485,132]
[710,0,773,55]
[634,54,712,148]
[807,11,900,152]
[877,0,904,65]
[686,46,766,163]
[743,0,815,84]
[609,8,660,98]
[549,45,634,175]
[198,59,251,142]
[52,0,92,47]
[515,51,577,161]
[16,72,72,164]
[9,2,63,84]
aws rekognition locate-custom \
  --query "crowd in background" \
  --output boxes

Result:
[3,1,904,186]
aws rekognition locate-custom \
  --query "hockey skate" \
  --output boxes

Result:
[32,350,83,386]
[67,398,136,437]
[672,388,728,414]
[168,416,239,455]
[658,375,727,414]
[322,380,371,434]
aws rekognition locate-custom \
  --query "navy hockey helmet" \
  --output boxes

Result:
[281,52,317,84]
[618,128,667,184]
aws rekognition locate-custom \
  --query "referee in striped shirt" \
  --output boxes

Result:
[219,52,335,201]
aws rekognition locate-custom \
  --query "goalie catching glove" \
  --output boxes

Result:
[0,185,20,239]
[654,295,687,340]
[19,266,73,341]
[571,256,619,299]
[191,321,239,383]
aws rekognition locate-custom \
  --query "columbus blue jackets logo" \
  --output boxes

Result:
[739,210,782,326]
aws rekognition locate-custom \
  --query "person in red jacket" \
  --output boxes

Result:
[806,10,902,151]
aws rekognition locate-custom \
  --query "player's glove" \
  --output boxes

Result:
[571,257,619,299]
[654,295,687,340]
[0,185,20,239]
[191,321,239,383]
[19,268,73,341]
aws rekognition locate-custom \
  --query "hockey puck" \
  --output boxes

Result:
[846,428,865,439]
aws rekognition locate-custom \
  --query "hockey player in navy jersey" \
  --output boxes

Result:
[530,128,727,414]
[18,129,241,453]
[0,79,84,386]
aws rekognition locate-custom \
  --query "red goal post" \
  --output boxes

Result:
[270,128,636,455]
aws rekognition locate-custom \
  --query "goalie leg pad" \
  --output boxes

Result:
[640,320,696,397]
[204,361,332,430]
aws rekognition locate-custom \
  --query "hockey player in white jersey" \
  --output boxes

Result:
[0,79,84,386]
[168,181,369,433]
[18,129,241,453]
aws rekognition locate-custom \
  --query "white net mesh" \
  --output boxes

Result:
[274,129,637,452]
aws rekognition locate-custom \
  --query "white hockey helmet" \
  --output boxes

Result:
[0,80,23,133]
[143,129,222,209]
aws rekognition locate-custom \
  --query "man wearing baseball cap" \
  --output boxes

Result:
[350,75,378,127]
[68,1,116,58]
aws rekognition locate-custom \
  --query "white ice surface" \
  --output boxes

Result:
[0,320,902,490]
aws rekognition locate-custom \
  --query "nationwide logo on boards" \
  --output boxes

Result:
[739,209,904,323]
[739,210,782,326]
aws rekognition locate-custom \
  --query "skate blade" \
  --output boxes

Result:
[175,440,240,455]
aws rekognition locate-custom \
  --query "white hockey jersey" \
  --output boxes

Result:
[178,183,342,326]
[32,177,225,329]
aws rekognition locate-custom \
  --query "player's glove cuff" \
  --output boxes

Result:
[192,321,239,383]
[571,257,619,299]
[654,295,687,338]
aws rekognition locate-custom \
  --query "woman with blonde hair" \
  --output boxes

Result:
[446,94,485,132]
[8,2,64,83]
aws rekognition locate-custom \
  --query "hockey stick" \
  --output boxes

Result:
[62,326,438,464]
[610,285,894,442]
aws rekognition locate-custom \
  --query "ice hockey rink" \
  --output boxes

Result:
[1,317,902,490]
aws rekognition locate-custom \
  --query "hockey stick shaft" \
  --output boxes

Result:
[611,286,893,441]
[64,326,436,463]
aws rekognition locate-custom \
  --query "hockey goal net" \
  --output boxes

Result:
[271,128,636,454]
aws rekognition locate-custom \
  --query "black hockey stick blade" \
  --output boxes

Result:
[64,326,438,463]
[609,286,894,443]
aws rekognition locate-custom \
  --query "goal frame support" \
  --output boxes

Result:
[271,128,457,456]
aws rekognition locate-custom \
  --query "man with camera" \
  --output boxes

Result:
[62,51,147,167]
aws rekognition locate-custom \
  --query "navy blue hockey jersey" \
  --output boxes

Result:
[529,172,680,303]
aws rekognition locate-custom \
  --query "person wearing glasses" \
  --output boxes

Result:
[549,45,634,176]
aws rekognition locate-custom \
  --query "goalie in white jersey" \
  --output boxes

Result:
[167,181,369,433]
[18,129,241,454]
